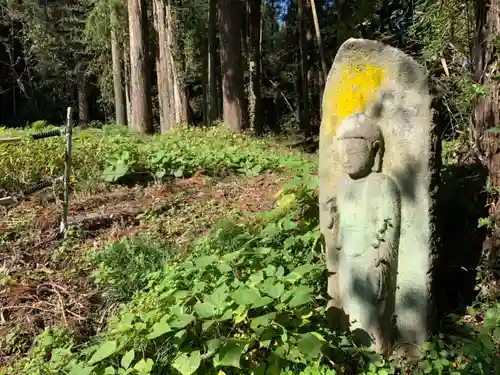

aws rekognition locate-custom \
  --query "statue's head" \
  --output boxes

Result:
[336,113,384,179]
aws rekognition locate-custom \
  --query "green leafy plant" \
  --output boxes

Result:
[0,124,313,192]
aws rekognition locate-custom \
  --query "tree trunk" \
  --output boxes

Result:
[208,0,219,122]
[123,41,132,125]
[166,7,188,127]
[153,0,172,132]
[77,69,90,125]
[219,0,248,131]
[474,0,500,185]
[248,0,262,135]
[202,35,209,125]
[308,0,328,85]
[154,0,187,131]
[472,0,500,308]
[128,0,153,134]
[298,0,310,136]
[111,5,127,126]
[216,36,223,118]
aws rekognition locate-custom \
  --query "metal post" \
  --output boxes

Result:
[60,107,73,233]
[0,137,21,144]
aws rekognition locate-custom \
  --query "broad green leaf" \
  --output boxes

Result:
[233,304,248,323]
[206,285,229,306]
[231,286,262,306]
[133,358,154,374]
[251,312,276,330]
[174,290,191,301]
[217,262,233,274]
[493,327,500,340]
[104,367,116,375]
[420,360,433,374]
[88,340,118,365]
[260,280,285,299]
[287,286,313,308]
[121,349,135,369]
[221,250,243,263]
[264,265,276,277]
[284,264,316,283]
[172,351,202,375]
[207,339,222,353]
[195,301,217,319]
[173,329,188,346]
[171,313,195,329]
[192,281,207,293]
[297,333,323,359]
[275,266,285,278]
[219,308,234,321]
[147,320,171,339]
[274,343,289,359]
[195,255,218,269]
[249,270,264,285]
[252,296,273,309]
[202,319,215,332]
[214,341,246,368]
[68,363,94,375]
[281,218,298,230]
[280,289,294,303]
[285,346,303,363]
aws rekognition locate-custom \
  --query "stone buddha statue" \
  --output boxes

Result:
[328,113,401,353]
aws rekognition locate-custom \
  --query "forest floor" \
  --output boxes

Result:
[0,171,288,366]
[1,125,498,375]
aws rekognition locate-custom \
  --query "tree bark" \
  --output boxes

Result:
[154,0,188,131]
[308,0,328,85]
[166,5,188,126]
[248,0,262,135]
[202,35,209,125]
[208,0,219,122]
[298,0,310,136]
[474,0,500,185]
[77,67,90,125]
[128,0,153,134]
[219,0,248,131]
[111,5,127,126]
[153,0,172,132]
[123,40,132,125]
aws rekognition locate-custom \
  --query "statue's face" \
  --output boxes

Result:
[338,138,374,178]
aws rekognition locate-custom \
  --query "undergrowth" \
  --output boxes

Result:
[2,125,500,374]
[5,173,500,375]
[0,123,310,192]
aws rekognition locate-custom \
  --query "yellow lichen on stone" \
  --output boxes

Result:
[323,61,386,136]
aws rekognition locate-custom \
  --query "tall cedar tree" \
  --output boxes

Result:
[128,0,153,133]
[219,0,249,131]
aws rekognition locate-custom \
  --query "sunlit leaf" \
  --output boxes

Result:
[88,340,118,365]
[121,349,135,369]
[172,351,201,375]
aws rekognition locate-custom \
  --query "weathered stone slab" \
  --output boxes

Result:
[319,38,439,355]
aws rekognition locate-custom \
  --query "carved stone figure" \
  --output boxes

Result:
[320,38,439,356]
[332,113,401,353]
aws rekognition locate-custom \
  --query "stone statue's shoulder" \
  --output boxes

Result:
[370,173,399,196]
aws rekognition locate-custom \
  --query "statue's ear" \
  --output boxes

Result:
[372,140,382,172]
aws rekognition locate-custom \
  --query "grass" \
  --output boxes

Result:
[0,123,499,375]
